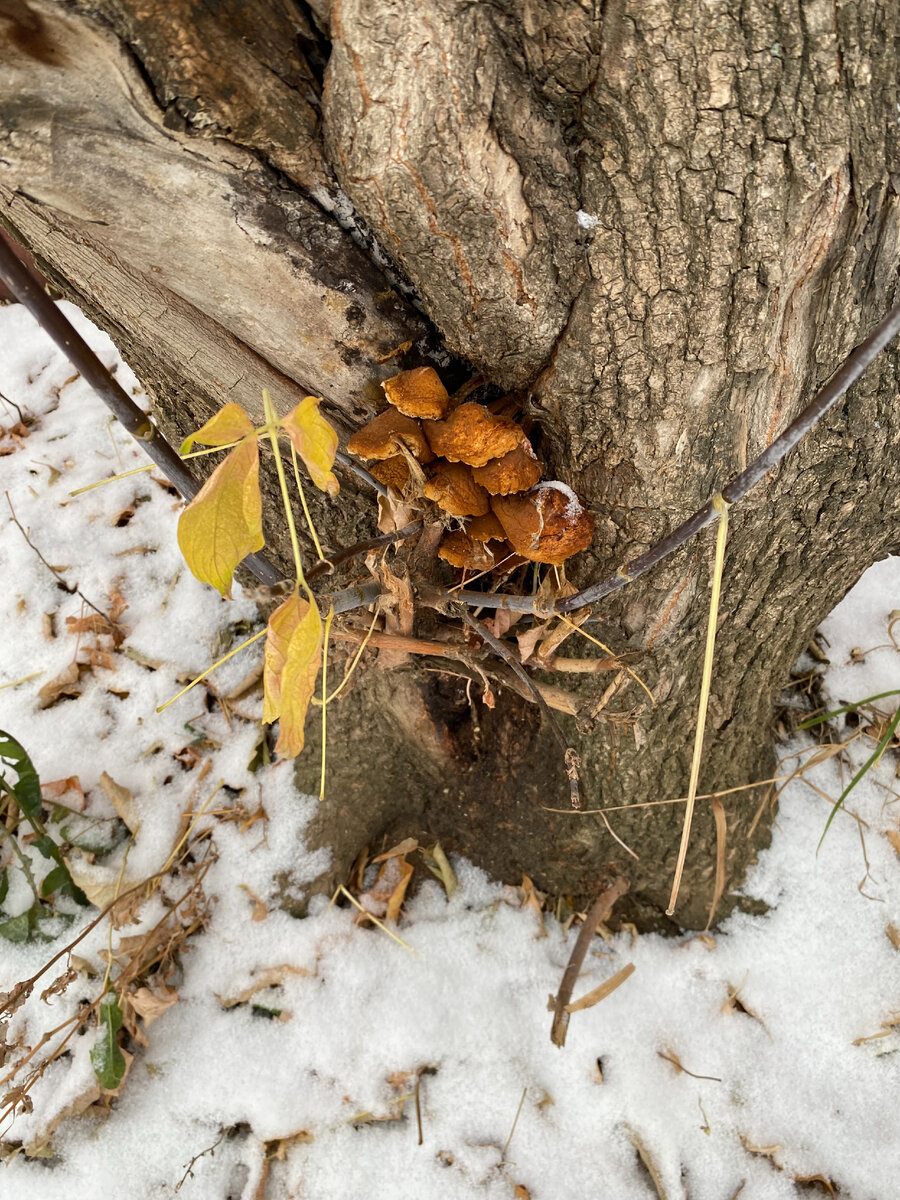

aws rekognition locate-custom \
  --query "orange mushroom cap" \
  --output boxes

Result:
[346,409,434,463]
[424,403,523,467]
[466,510,507,542]
[423,460,490,517]
[491,482,594,565]
[472,439,541,495]
[368,455,412,492]
[437,530,496,571]
[382,367,450,420]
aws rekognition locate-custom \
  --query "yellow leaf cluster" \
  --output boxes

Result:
[280,396,339,496]
[263,595,323,757]
[179,402,255,454]
[177,440,264,597]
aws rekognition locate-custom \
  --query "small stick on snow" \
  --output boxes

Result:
[550,876,629,1047]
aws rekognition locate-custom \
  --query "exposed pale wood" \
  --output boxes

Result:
[0,0,429,426]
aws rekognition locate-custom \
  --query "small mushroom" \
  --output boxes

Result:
[491,481,594,564]
[346,409,434,463]
[424,403,523,467]
[369,455,412,492]
[383,367,450,420]
[438,530,496,571]
[466,511,507,542]
[424,460,490,517]
[472,439,541,495]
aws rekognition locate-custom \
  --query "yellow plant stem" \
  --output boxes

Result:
[290,441,327,564]
[160,781,223,876]
[0,671,43,691]
[666,493,730,917]
[319,607,334,802]
[312,608,380,706]
[555,614,656,706]
[156,628,266,713]
[69,441,245,496]
[262,389,314,605]
[338,885,414,952]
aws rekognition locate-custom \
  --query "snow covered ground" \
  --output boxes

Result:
[0,302,898,1200]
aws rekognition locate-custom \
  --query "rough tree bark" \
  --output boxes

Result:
[1,0,897,930]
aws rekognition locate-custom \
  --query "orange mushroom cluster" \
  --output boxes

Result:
[346,367,594,570]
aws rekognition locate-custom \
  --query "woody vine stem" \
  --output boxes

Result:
[1,235,898,625]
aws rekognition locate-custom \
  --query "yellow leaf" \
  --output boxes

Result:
[280,396,339,496]
[179,402,255,454]
[263,594,322,756]
[177,440,264,597]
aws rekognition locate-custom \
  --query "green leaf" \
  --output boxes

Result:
[798,689,900,731]
[91,993,126,1090]
[177,440,265,597]
[818,704,900,850]
[0,909,33,943]
[0,903,74,943]
[0,868,8,908]
[40,865,69,899]
[33,834,89,906]
[0,729,42,820]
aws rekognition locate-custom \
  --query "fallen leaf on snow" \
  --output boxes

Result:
[217,964,315,1009]
[99,771,140,834]
[129,985,179,1025]
[37,661,83,708]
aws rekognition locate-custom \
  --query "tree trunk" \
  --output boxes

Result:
[2,0,898,930]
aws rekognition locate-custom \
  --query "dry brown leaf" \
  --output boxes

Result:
[521,875,547,938]
[99,771,140,834]
[356,855,414,925]
[378,562,415,668]
[129,985,179,1025]
[41,775,85,809]
[239,884,269,922]
[565,962,635,1012]
[217,965,314,1009]
[516,624,547,664]
[373,837,419,862]
[40,968,77,1003]
[81,646,116,670]
[886,923,900,951]
[66,858,141,910]
[722,980,769,1034]
[23,1079,101,1158]
[513,1187,532,1200]
[885,829,900,858]
[377,489,417,535]
[37,660,82,708]
[626,1125,669,1200]
[483,608,523,639]
[420,842,458,898]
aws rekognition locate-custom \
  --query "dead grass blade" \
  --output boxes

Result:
[705,796,727,930]
[565,962,635,1013]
